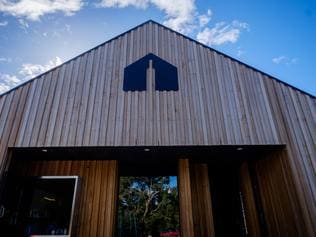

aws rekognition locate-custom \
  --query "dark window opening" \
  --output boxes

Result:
[0,176,79,237]
[123,53,178,91]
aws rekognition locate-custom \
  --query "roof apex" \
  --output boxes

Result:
[1,19,315,98]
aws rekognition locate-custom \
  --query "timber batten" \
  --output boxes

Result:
[0,20,315,236]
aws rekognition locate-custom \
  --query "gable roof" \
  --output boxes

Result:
[1,20,315,98]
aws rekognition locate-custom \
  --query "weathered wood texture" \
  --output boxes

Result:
[0,21,315,235]
[239,162,261,237]
[254,149,312,236]
[190,162,215,237]
[178,159,194,237]
[10,159,118,237]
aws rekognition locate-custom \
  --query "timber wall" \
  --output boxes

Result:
[0,21,315,235]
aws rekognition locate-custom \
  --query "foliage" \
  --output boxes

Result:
[117,176,179,237]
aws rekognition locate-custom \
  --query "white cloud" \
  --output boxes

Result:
[65,23,72,34]
[237,49,244,57]
[99,0,196,34]
[198,9,212,27]
[196,21,249,46]
[19,56,62,79]
[0,0,83,21]
[151,0,196,33]
[0,20,8,26]
[99,0,149,8]
[0,57,12,63]
[98,1,249,43]
[272,56,286,64]
[272,56,298,65]
[0,56,63,94]
[18,18,29,30]
[0,73,22,93]
[232,20,250,31]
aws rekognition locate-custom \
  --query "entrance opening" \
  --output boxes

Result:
[208,163,247,237]
[117,159,179,237]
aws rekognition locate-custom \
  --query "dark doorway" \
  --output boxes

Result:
[208,163,247,237]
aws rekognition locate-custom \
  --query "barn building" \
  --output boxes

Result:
[0,20,315,237]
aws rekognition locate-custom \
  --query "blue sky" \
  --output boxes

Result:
[0,0,315,95]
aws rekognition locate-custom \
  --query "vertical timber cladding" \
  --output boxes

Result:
[178,159,215,237]
[0,20,314,236]
[254,149,311,236]
[10,159,118,237]
[189,162,215,237]
[178,159,194,237]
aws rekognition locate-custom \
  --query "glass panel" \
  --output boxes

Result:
[117,176,180,237]
[25,178,75,236]
[0,177,78,237]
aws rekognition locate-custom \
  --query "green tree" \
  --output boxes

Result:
[118,176,179,237]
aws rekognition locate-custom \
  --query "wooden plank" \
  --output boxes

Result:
[271,80,315,235]
[106,38,121,146]
[114,34,128,146]
[239,162,261,237]
[98,41,114,146]
[172,32,185,145]
[206,50,221,144]
[0,88,23,172]
[0,93,14,143]
[178,159,194,237]
[213,52,230,144]
[15,79,38,146]
[0,85,30,176]
[44,65,66,146]
[0,95,6,117]
[90,45,107,145]
[104,160,118,237]
[83,48,101,146]
[59,58,79,145]
[37,67,60,146]
[138,25,146,146]
[51,61,75,146]
[75,51,94,146]
[98,159,110,237]
[255,151,303,236]
[228,56,244,143]
[238,64,259,144]
[29,72,53,147]
[218,55,238,143]
[190,162,215,237]
[67,54,88,146]
[192,44,208,144]
[227,59,248,144]
[121,31,133,146]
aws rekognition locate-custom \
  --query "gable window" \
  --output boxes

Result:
[123,53,179,91]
